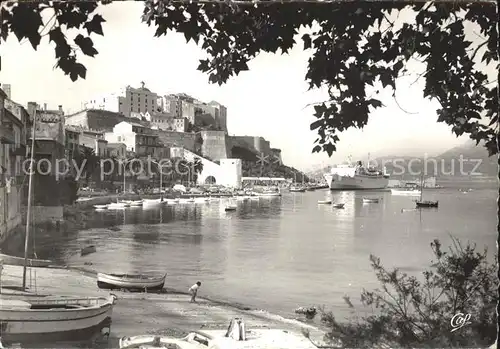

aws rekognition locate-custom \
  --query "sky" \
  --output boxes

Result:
[1,2,491,171]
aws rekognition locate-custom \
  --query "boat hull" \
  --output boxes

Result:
[325,174,389,190]
[0,296,116,345]
[0,253,53,268]
[391,189,421,196]
[97,273,166,291]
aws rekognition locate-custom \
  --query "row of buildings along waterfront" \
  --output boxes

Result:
[0,83,282,242]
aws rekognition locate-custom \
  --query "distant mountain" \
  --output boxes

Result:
[374,141,496,179]
[307,140,497,180]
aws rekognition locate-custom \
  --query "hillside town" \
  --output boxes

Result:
[0,82,308,243]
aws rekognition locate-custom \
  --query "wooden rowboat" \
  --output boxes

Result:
[96,273,166,291]
[0,294,117,345]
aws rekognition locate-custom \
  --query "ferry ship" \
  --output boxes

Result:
[324,160,389,190]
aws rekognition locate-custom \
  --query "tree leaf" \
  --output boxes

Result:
[302,33,311,50]
[84,13,105,36]
[74,34,98,57]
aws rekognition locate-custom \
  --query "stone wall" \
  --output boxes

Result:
[229,136,259,154]
[156,130,196,153]
[65,109,149,132]
[0,184,23,244]
[32,206,64,223]
[200,130,229,160]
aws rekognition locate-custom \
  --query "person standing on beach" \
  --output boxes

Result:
[189,281,201,303]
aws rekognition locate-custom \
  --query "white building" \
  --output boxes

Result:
[169,147,242,188]
[104,121,166,158]
[84,82,158,118]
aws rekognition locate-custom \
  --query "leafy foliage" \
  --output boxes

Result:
[2,2,105,81]
[313,238,497,348]
[144,1,499,156]
[73,146,100,186]
[2,2,497,156]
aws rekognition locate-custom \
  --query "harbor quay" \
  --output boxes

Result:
[0,264,326,348]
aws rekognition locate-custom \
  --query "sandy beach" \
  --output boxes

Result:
[0,264,327,348]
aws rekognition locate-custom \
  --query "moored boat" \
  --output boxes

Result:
[362,197,380,203]
[416,200,439,208]
[81,245,96,256]
[289,186,306,192]
[0,294,117,345]
[391,188,421,196]
[415,174,439,209]
[93,204,108,210]
[142,198,162,207]
[107,202,128,209]
[96,273,166,291]
[225,205,237,212]
[333,203,345,209]
[317,200,332,204]
[128,200,143,207]
[324,158,389,190]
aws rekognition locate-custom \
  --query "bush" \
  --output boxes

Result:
[311,238,496,348]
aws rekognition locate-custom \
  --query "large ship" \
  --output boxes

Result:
[324,160,389,190]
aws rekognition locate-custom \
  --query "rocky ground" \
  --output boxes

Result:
[0,265,327,348]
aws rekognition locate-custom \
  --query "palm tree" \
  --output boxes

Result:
[192,157,204,183]
[76,147,99,186]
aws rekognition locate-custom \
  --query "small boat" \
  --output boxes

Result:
[252,189,281,197]
[0,294,117,345]
[333,203,345,209]
[142,198,162,206]
[225,205,237,212]
[119,318,318,349]
[416,200,439,208]
[128,200,143,207]
[81,245,96,256]
[179,198,195,204]
[0,253,53,268]
[107,202,128,209]
[415,174,438,209]
[390,188,421,196]
[96,272,166,291]
[289,186,306,192]
[362,198,380,203]
[317,200,332,204]
[93,204,108,210]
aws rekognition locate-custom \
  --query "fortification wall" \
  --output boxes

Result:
[65,109,149,132]
[200,130,229,160]
[157,130,196,153]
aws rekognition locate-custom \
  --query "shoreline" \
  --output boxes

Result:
[0,264,327,348]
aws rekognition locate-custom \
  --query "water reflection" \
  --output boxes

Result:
[3,189,494,321]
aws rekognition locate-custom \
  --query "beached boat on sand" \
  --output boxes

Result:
[0,294,117,345]
[96,273,166,291]
[0,253,53,268]
[119,318,317,349]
